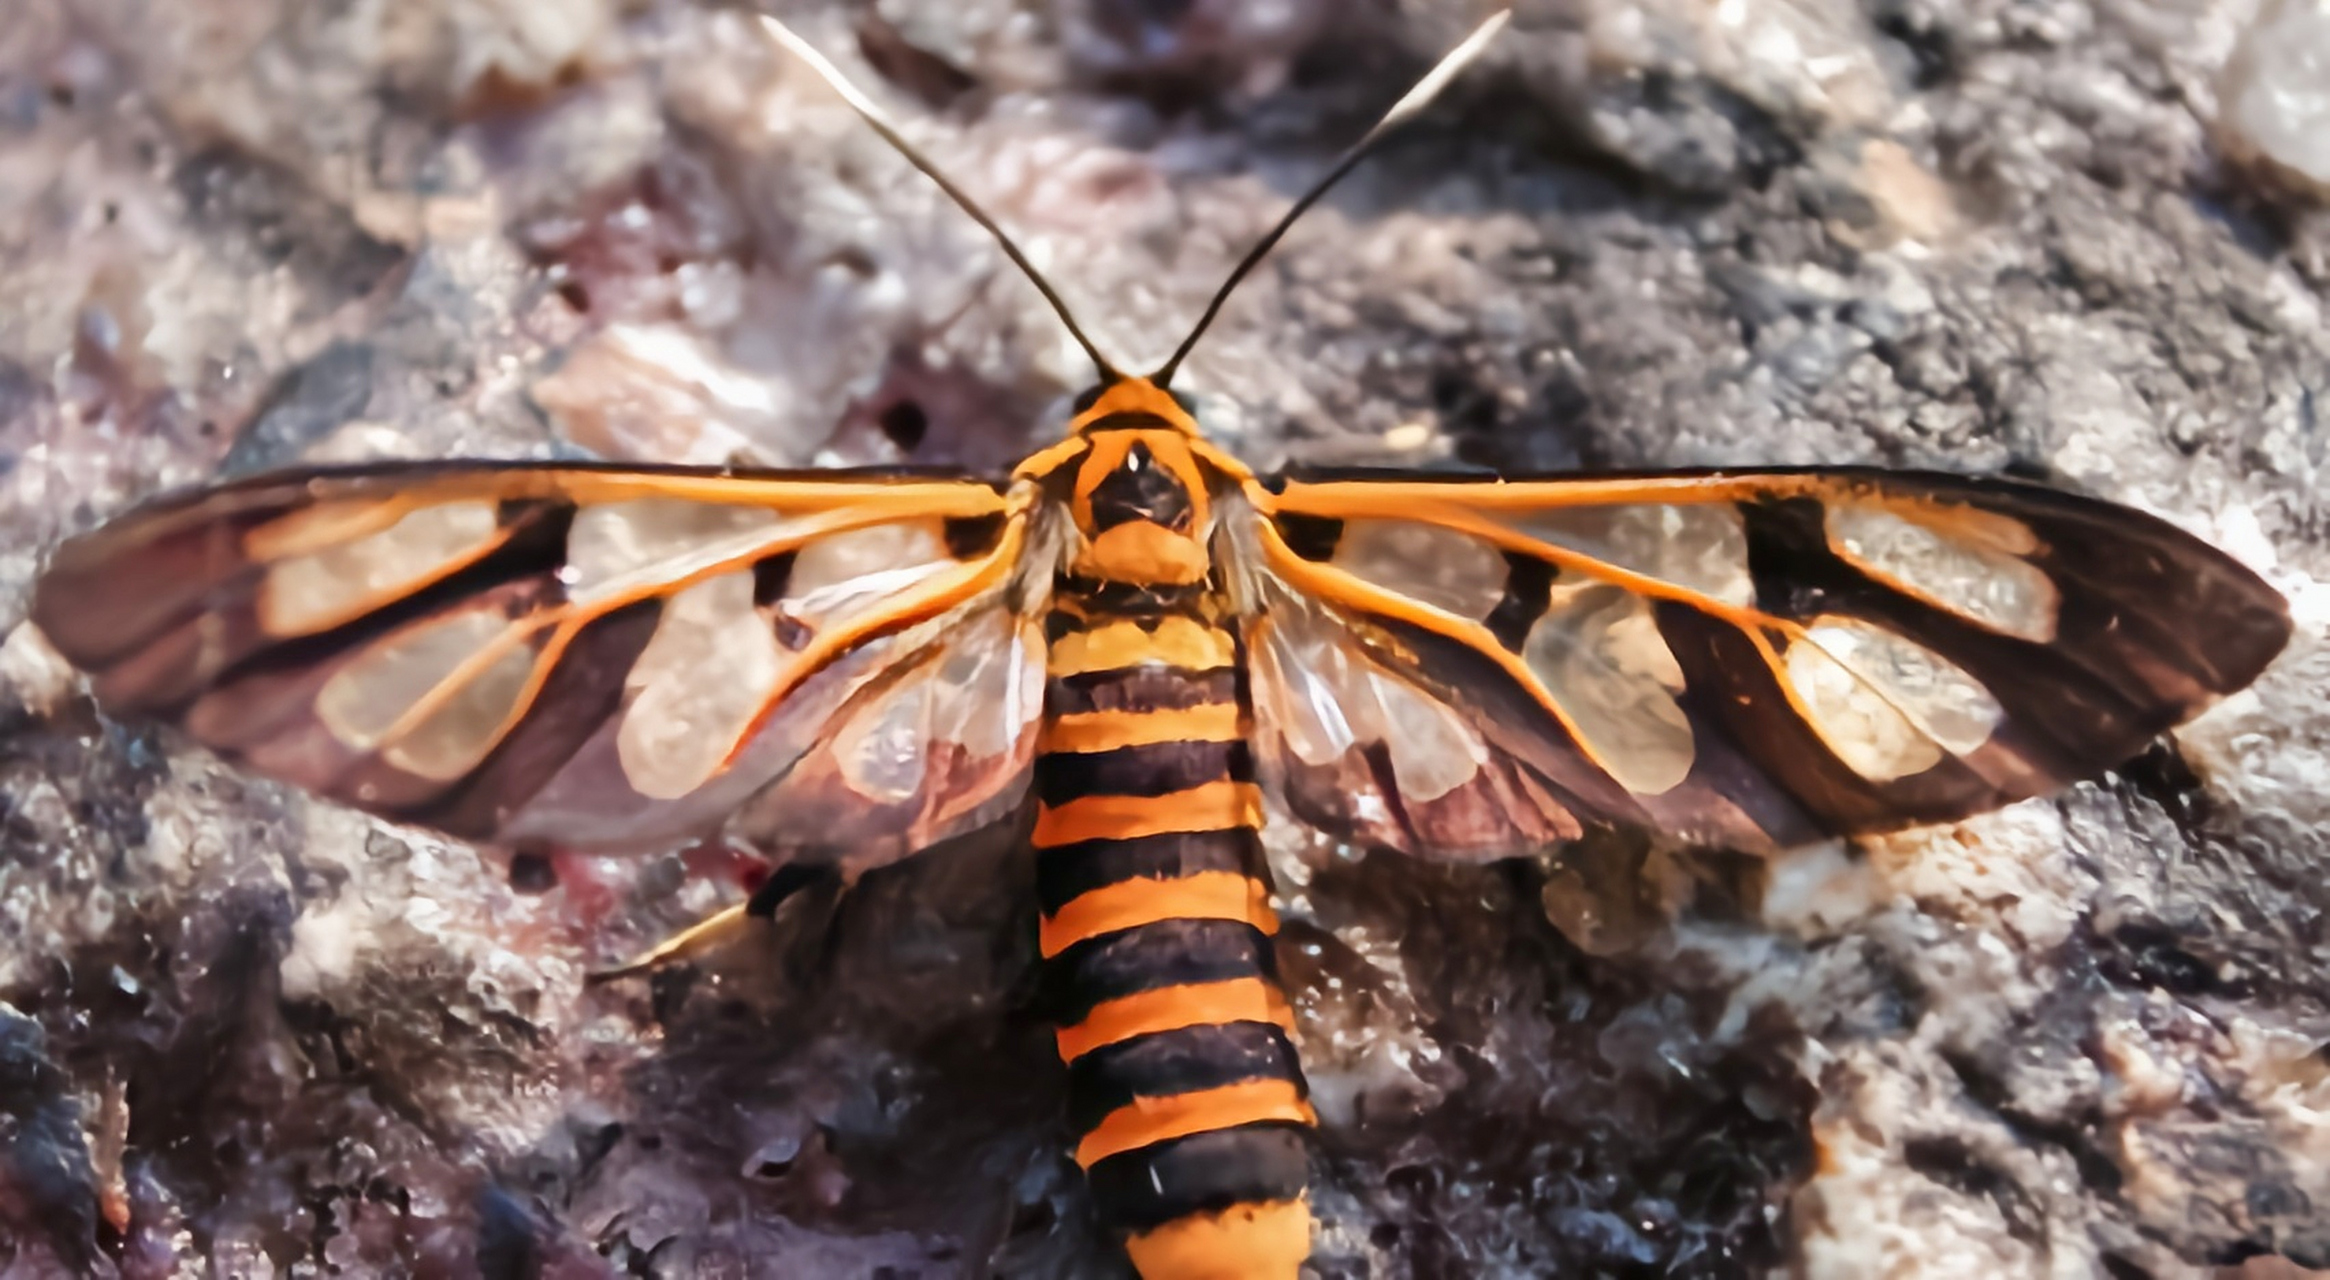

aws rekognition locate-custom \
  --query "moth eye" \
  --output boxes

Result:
[1072,385,1108,414]
[1170,391,1198,416]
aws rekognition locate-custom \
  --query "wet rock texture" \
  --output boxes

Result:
[2,0,2327,1276]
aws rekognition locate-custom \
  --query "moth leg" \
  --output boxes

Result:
[746,861,833,919]
[588,903,755,983]
[589,863,837,982]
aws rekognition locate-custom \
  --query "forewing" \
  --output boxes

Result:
[32,462,1043,852]
[1238,468,2292,856]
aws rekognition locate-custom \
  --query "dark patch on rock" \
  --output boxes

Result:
[1903,1134,2045,1240]
[0,1008,103,1272]
[173,146,405,298]
[220,340,376,475]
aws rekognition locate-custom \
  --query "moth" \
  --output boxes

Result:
[27,11,2292,1280]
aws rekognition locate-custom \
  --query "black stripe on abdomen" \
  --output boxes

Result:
[1034,829,1267,917]
[1035,738,1254,805]
[1043,917,1280,1027]
[1047,665,1238,715]
[1085,1123,1314,1233]
[1064,1021,1307,1134]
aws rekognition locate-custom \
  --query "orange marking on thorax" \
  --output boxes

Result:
[1075,1080,1317,1166]
[1039,869,1277,958]
[1040,704,1244,753]
[1072,521,1208,585]
[1031,782,1262,848]
[1072,429,1201,494]
[1012,436,1090,482]
[1054,977,1295,1062]
[1122,1200,1313,1280]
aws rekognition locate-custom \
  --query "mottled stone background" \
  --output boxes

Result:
[2,0,2328,1276]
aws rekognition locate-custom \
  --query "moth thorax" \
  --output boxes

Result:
[1073,434,1211,585]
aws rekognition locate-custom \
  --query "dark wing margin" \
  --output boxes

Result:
[32,462,1046,856]
[1235,467,2291,859]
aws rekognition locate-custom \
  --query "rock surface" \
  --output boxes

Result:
[1,0,2327,1276]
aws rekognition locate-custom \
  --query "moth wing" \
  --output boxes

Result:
[715,602,1048,868]
[1236,468,2291,856]
[31,462,1044,853]
[1241,577,1593,860]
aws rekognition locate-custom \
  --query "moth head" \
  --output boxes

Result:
[1069,377,1200,437]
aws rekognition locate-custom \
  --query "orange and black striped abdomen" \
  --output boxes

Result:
[1036,597,1317,1278]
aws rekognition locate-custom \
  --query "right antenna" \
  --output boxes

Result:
[1148,9,1513,388]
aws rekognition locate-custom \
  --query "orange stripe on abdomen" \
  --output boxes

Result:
[1124,1201,1312,1280]
[1054,977,1296,1062]
[1040,703,1244,753]
[1076,1078,1316,1166]
[1040,870,1276,958]
[1031,780,1262,847]
[1048,614,1233,676]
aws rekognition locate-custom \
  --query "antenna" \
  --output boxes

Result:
[758,15,1126,383]
[1149,9,1512,387]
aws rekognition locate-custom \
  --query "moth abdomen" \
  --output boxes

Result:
[1034,600,1315,1278]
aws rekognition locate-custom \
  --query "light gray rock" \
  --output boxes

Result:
[1,0,2324,1276]
[2219,0,2330,198]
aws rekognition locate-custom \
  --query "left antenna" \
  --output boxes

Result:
[1150,9,1512,387]
[758,15,1125,383]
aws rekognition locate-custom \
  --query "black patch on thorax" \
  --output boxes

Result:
[1089,441,1193,532]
